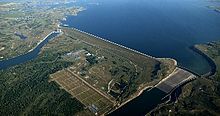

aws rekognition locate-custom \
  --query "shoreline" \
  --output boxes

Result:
[28,31,58,52]
[28,30,62,52]
[108,66,179,115]
[72,26,215,77]
[67,27,181,115]
[70,28,180,75]
[189,45,216,77]
[107,86,153,115]
[0,31,61,68]
[71,28,159,61]
[1,22,213,114]
[112,58,178,113]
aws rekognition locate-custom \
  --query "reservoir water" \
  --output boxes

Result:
[62,0,220,75]
[0,0,219,115]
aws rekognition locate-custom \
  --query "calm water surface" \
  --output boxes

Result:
[109,88,167,116]
[0,32,59,70]
[62,0,220,74]
[0,0,220,114]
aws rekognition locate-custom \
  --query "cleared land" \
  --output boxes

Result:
[48,28,176,115]
[50,69,114,115]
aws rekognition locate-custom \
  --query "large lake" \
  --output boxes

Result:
[62,0,220,74]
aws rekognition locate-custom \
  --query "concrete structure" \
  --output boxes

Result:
[155,68,197,93]
[72,28,158,60]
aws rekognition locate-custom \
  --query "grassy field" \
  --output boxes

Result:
[149,41,220,115]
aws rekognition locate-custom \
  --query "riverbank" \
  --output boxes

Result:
[0,1,85,62]
[0,32,86,115]
[0,31,60,70]
[28,30,62,52]
[107,86,153,115]
[0,30,61,63]
[109,67,198,115]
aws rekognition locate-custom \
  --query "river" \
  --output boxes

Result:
[0,32,60,70]
[109,88,167,116]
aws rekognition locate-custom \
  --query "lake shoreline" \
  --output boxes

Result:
[108,58,177,114]
[68,27,180,115]
[65,27,215,115]
[190,45,216,77]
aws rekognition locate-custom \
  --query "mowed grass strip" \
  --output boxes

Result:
[50,70,114,115]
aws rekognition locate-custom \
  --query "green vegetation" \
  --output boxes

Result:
[64,29,176,103]
[0,48,84,115]
[0,1,175,115]
[0,1,83,60]
[149,42,220,116]
[0,28,175,115]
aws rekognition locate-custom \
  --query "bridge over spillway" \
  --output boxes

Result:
[155,67,197,94]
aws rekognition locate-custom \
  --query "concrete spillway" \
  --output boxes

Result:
[155,68,197,94]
